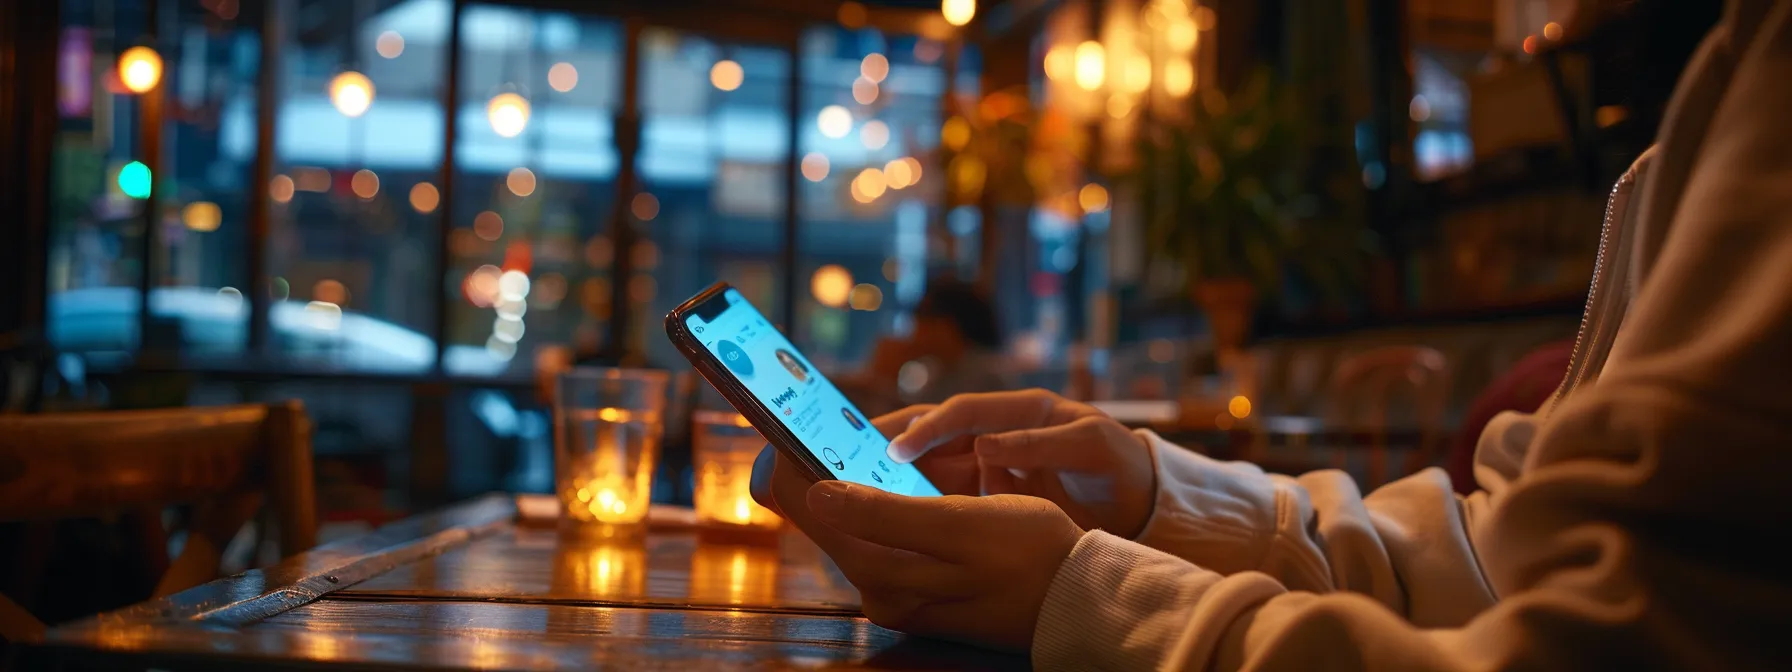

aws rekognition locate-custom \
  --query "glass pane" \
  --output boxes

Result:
[265,0,447,372]
[633,28,791,369]
[444,6,621,376]
[794,27,957,371]
[47,0,260,362]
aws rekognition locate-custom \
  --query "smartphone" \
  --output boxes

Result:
[666,282,942,497]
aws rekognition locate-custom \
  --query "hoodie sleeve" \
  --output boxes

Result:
[1036,5,1792,669]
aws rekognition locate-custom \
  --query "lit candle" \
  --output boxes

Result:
[693,411,782,531]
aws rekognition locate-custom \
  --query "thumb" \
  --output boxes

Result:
[806,481,976,561]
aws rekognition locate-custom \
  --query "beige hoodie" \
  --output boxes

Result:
[1033,1,1792,668]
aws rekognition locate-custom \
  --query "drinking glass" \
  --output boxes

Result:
[555,368,669,532]
[692,410,782,531]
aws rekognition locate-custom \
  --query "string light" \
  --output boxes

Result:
[860,53,890,82]
[1073,41,1105,91]
[376,31,404,59]
[817,105,853,139]
[548,62,578,92]
[801,153,830,182]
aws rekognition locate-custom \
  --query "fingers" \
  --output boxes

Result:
[870,404,936,437]
[807,480,1017,563]
[971,415,1130,472]
[749,445,780,516]
[887,390,1094,464]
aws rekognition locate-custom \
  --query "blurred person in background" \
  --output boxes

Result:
[756,0,1792,667]
[834,277,1013,417]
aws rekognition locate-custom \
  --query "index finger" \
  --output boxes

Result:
[886,390,1096,463]
[870,404,937,437]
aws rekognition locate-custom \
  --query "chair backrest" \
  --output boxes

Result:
[1322,346,1450,487]
[0,402,317,641]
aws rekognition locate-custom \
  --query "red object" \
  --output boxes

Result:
[1446,339,1575,494]
[503,239,533,275]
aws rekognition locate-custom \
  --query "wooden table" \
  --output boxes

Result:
[25,495,1025,670]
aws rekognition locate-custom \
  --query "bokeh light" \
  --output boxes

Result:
[941,116,971,151]
[473,211,504,241]
[351,169,380,199]
[118,161,152,199]
[487,93,531,138]
[1044,45,1071,81]
[329,71,374,117]
[548,62,578,92]
[631,192,660,221]
[884,158,914,189]
[1079,183,1110,213]
[118,46,163,94]
[1074,41,1105,91]
[801,153,830,182]
[849,283,884,311]
[817,105,853,139]
[182,201,221,232]
[376,31,404,59]
[1164,59,1194,97]
[409,182,439,213]
[942,0,976,27]
[852,77,879,105]
[1228,396,1252,419]
[860,120,890,150]
[507,167,536,197]
[810,265,853,308]
[270,175,295,204]
[710,60,744,91]
[313,279,348,305]
[855,167,888,201]
[860,53,890,82]
[498,270,532,301]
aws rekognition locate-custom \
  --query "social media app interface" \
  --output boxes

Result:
[689,289,940,497]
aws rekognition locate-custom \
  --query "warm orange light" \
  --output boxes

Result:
[1079,183,1110,213]
[1192,6,1217,30]
[1167,17,1198,52]
[950,155,986,196]
[884,158,914,189]
[507,167,536,197]
[487,92,531,137]
[1074,41,1106,91]
[710,60,744,91]
[351,169,379,199]
[409,182,440,213]
[1522,35,1538,55]
[1228,395,1252,419]
[548,62,578,92]
[1164,59,1195,97]
[181,201,222,232]
[313,279,348,305]
[631,192,660,221]
[269,175,295,204]
[118,46,163,94]
[860,120,890,150]
[329,71,374,117]
[860,53,890,83]
[376,31,405,59]
[1124,53,1152,93]
[942,0,976,27]
[1044,45,1071,81]
[294,167,331,192]
[801,152,830,182]
[811,265,854,307]
[474,211,503,241]
[852,77,879,105]
[1107,95,1134,119]
[837,1,868,28]
[849,283,884,311]
[1543,22,1563,41]
[941,116,971,151]
[855,167,888,200]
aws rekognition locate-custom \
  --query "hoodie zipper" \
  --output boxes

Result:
[1549,168,1637,411]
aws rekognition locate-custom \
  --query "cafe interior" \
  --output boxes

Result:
[0,0,1735,668]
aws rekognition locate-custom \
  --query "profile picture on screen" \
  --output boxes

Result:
[775,349,810,383]
[841,408,866,431]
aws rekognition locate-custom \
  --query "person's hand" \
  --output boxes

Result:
[751,405,982,515]
[887,389,1157,538]
[773,459,1083,652]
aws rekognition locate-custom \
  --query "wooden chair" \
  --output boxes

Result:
[0,402,317,643]
[1321,346,1450,488]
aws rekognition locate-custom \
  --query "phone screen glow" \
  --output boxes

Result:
[687,289,941,497]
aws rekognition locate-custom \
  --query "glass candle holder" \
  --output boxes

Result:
[555,368,669,532]
[693,410,783,531]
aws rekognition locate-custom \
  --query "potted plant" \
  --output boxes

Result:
[1136,68,1360,353]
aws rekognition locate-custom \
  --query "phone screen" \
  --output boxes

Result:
[685,289,941,497]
